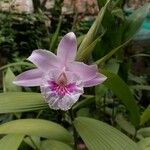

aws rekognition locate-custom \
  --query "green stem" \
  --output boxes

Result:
[111,99,115,126]
[0,62,34,71]
[69,109,78,150]
[133,129,137,140]
[28,136,40,150]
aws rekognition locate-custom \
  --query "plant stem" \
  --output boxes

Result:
[69,109,78,150]
[111,99,115,126]
[28,136,40,150]
[133,129,137,140]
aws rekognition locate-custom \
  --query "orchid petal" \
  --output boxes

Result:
[13,69,43,87]
[83,73,107,87]
[57,32,77,64]
[67,62,98,81]
[27,49,60,70]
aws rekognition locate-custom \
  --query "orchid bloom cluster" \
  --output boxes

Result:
[13,32,107,110]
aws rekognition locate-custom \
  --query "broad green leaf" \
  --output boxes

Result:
[0,119,73,143]
[140,105,150,125]
[0,134,24,150]
[0,92,47,114]
[77,0,110,58]
[101,70,140,127]
[3,68,21,92]
[138,127,150,138]
[74,117,139,150]
[41,140,73,150]
[123,4,150,41]
[137,137,150,150]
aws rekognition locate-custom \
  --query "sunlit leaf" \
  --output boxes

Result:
[41,140,73,150]
[0,119,73,143]
[24,136,41,149]
[138,127,150,138]
[137,137,150,150]
[0,92,47,114]
[140,105,150,125]
[74,117,139,150]
[111,8,124,20]
[77,0,110,58]
[3,68,21,92]
[77,35,103,61]
[101,70,140,127]
[0,134,24,150]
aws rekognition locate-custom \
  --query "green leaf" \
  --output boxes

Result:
[138,127,150,138]
[3,68,21,92]
[49,16,62,52]
[0,62,33,72]
[130,85,150,91]
[137,137,150,150]
[0,134,24,150]
[97,0,107,8]
[111,8,124,20]
[77,0,110,58]
[76,108,90,117]
[24,136,41,149]
[101,70,140,127]
[116,114,136,136]
[95,39,130,65]
[115,114,142,139]
[0,92,47,114]
[74,117,139,150]
[77,35,85,47]
[0,119,73,143]
[41,140,73,150]
[77,35,103,61]
[73,96,94,111]
[140,105,150,125]
[95,4,150,65]
[104,59,120,74]
[123,4,150,41]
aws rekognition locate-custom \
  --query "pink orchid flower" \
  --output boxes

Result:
[13,32,107,110]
